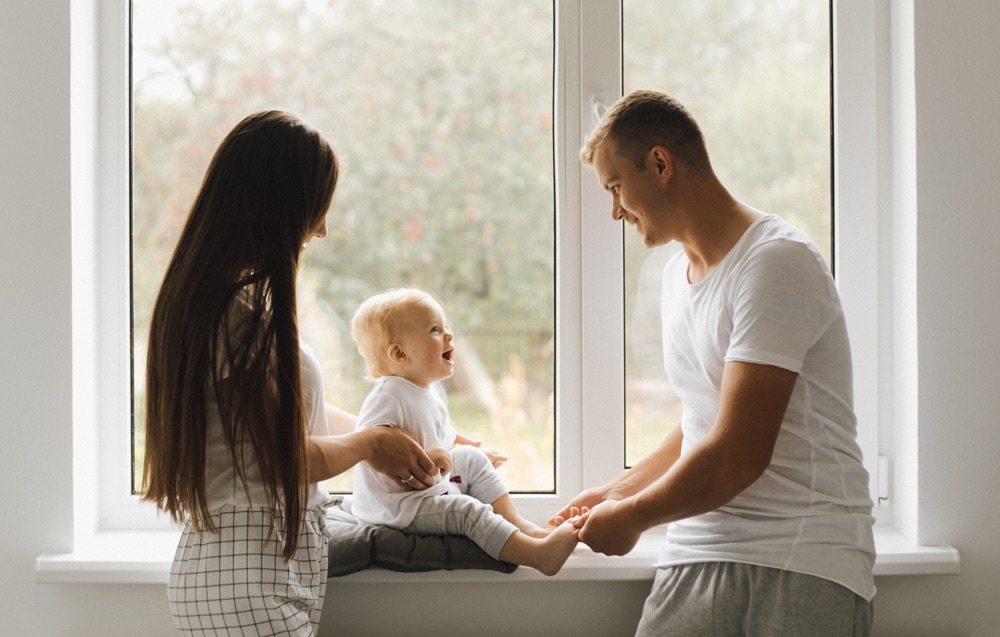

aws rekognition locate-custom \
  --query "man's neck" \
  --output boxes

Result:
[679,185,763,284]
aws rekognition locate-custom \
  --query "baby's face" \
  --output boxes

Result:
[393,298,455,387]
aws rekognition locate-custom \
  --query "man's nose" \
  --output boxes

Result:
[611,199,625,221]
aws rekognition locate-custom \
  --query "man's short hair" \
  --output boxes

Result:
[580,90,711,173]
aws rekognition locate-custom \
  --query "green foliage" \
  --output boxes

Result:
[133,0,554,336]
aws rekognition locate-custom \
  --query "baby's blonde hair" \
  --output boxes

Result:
[351,288,436,381]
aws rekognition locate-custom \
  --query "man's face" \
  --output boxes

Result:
[591,139,669,248]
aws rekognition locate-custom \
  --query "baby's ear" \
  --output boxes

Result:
[387,343,407,363]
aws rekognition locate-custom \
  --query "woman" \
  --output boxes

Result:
[142,110,436,635]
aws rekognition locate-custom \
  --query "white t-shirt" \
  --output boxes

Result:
[204,339,329,510]
[655,214,876,601]
[351,376,457,528]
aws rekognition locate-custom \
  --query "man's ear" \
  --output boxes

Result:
[650,146,673,183]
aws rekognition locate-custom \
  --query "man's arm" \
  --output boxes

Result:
[577,360,797,555]
[549,421,684,526]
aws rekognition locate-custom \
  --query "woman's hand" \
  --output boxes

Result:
[365,426,438,489]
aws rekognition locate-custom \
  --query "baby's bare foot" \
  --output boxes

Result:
[518,519,551,538]
[535,521,579,576]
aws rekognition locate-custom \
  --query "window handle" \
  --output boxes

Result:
[590,92,611,126]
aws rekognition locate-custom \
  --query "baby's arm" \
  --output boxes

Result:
[479,447,508,468]
[452,432,508,468]
[453,432,481,447]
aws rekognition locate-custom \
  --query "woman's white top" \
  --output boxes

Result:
[203,339,329,510]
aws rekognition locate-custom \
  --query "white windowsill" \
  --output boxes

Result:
[35,524,959,585]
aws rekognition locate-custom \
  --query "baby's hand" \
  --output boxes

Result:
[453,432,482,448]
[425,447,453,476]
[453,432,506,468]
[481,447,508,468]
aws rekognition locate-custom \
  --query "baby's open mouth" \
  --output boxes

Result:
[443,349,454,361]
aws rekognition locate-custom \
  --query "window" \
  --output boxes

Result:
[103,0,880,529]
[620,0,832,465]
[131,0,556,495]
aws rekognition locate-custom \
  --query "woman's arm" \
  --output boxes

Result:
[308,425,438,488]
[325,402,357,436]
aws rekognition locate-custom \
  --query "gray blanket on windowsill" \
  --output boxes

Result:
[325,498,517,577]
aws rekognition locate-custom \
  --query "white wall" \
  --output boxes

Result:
[870,2,1000,636]
[2,1,1000,635]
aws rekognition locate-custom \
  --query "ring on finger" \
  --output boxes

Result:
[401,473,415,484]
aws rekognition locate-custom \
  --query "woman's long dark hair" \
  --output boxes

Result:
[142,110,339,559]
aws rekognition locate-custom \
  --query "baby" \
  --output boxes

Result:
[350,288,579,575]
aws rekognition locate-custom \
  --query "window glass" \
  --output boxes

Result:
[621,0,832,465]
[131,0,556,493]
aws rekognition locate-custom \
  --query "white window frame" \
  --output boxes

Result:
[831,0,884,520]
[91,0,885,531]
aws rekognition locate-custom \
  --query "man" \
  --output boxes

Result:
[552,90,875,635]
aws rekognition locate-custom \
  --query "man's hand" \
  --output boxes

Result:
[548,484,619,526]
[576,499,642,556]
